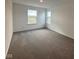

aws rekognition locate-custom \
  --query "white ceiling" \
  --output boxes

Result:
[13,0,73,8]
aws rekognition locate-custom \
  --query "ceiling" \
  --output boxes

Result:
[13,0,73,8]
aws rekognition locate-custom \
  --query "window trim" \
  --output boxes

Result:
[27,9,37,25]
[47,11,52,24]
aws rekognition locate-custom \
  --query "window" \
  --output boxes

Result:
[47,11,51,24]
[28,9,37,24]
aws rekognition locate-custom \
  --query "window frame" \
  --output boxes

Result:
[47,11,52,24]
[27,9,37,24]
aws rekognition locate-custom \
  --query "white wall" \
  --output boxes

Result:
[5,0,13,55]
[47,2,74,39]
[13,3,46,32]
[13,1,74,39]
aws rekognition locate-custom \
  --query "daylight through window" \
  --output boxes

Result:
[28,10,37,24]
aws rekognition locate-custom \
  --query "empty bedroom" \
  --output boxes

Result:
[5,0,74,59]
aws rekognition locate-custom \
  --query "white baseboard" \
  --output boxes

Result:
[6,32,13,56]
[47,25,74,39]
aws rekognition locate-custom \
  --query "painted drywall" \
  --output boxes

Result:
[13,0,73,9]
[13,3,46,32]
[5,0,13,55]
[47,3,74,39]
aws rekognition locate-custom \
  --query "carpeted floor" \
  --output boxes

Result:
[6,29,74,59]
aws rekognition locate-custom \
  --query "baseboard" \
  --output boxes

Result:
[47,26,74,39]
[6,32,13,57]
[13,27,46,33]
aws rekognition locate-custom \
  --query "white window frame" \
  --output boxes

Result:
[27,9,37,24]
[47,11,51,24]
